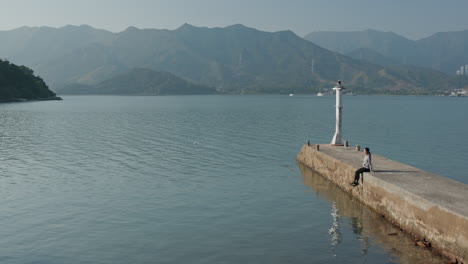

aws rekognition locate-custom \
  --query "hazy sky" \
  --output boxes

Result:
[1,0,467,39]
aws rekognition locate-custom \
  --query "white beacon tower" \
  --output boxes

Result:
[331,80,345,146]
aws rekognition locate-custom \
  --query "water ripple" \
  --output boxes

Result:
[0,95,464,264]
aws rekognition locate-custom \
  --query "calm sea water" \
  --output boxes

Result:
[0,95,466,264]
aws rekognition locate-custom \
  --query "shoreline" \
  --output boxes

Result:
[55,92,467,97]
[0,96,63,103]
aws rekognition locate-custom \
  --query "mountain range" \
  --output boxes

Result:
[58,68,216,95]
[0,24,467,95]
[304,29,468,75]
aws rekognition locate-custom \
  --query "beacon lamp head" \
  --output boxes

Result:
[335,80,345,89]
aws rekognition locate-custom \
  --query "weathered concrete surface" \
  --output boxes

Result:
[298,163,447,263]
[297,144,468,262]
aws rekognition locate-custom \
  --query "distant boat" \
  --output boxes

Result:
[289,93,294,96]
[449,91,466,97]
[317,92,324,96]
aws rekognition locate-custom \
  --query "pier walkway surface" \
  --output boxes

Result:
[297,144,468,262]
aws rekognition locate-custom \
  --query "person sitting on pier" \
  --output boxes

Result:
[352,147,373,186]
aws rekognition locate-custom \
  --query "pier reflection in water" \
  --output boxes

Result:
[298,163,446,264]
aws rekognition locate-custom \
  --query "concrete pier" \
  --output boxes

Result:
[297,144,468,262]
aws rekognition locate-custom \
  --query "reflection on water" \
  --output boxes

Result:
[0,95,463,263]
[328,203,342,257]
[351,216,371,256]
[298,163,446,264]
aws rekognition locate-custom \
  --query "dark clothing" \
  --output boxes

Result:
[354,167,370,183]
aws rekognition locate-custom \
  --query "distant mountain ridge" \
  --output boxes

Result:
[58,68,216,95]
[304,29,468,74]
[0,24,466,94]
[344,48,399,66]
[305,29,419,62]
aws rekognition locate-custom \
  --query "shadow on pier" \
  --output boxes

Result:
[376,170,418,173]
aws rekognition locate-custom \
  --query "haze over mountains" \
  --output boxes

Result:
[59,68,215,95]
[304,29,468,74]
[0,24,467,95]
